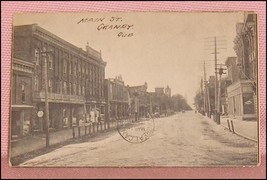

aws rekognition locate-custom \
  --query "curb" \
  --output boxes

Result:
[200,114,257,143]
[220,124,257,143]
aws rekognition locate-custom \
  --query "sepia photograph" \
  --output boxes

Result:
[9,11,259,167]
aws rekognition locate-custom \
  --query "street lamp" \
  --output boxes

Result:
[41,49,53,148]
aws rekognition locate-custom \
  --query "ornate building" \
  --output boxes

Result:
[226,13,258,120]
[12,24,106,137]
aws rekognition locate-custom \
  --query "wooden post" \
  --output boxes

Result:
[89,124,91,135]
[78,126,81,138]
[92,123,95,134]
[227,119,231,132]
[72,127,75,139]
[230,120,235,133]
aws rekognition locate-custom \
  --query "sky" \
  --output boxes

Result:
[13,12,244,107]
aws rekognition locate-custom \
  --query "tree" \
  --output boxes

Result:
[194,91,204,111]
[170,94,192,112]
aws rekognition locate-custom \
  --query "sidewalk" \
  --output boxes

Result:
[10,121,118,158]
[220,116,258,142]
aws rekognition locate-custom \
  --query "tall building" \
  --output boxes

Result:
[11,24,106,138]
[165,85,171,97]
[155,87,164,96]
[226,13,258,120]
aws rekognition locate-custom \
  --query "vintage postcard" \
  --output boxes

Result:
[9,11,259,167]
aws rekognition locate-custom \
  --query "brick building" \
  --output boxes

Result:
[104,76,131,121]
[11,58,35,138]
[12,24,106,137]
[226,13,258,120]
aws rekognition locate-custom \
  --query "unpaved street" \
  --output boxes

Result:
[21,111,258,167]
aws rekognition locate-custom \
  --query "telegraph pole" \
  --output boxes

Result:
[203,61,209,117]
[41,50,53,148]
[204,36,226,122]
[212,37,219,123]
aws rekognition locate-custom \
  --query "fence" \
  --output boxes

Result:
[71,119,133,139]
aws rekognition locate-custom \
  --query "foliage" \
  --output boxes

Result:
[170,94,192,111]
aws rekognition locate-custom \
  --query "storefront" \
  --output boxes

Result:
[227,80,256,120]
[11,105,34,139]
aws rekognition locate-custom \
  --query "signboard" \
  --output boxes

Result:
[37,110,44,118]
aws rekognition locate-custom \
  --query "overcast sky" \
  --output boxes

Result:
[13,12,244,107]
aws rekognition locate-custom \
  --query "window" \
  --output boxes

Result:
[48,54,53,69]
[63,60,67,74]
[49,79,52,92]
[69,62,72,75]
[82,86,85,95]
[34,75,39,91]
[78,63,81,76]
[63,81,67,94]
[73,63,76,76]
[73,84,76,95]
[35,48,40,65]
[78,85,81,95]
[69,82,72,95]
[21,84,26,102]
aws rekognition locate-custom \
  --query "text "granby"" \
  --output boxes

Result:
[97,23,134,31]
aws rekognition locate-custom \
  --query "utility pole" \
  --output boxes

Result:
[204,36,226,121]
[41,50,53,148]
[212,37,219,124]
[203,61,209,117]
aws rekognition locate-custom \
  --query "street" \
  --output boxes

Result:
[21,111,258,167]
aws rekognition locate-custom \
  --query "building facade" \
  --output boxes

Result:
[226,13,258,120]
[12,24,106,137]
[129,82,151,119]
[11,58,35,138]
[104,76,131,121]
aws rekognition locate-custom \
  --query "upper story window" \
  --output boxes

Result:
[69,82,72,95]
[49,79,53,92]
[48,54,53,69]
[63,60,67,74]
[69,62,72,75]
[82,86,85,95]
[73,84,76,95]
[21,84,26,102]
[78,63,81,76]
[73,63,77,76]
[34,75,39,91]
[63,81,67,94]
[35,48,40,65]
